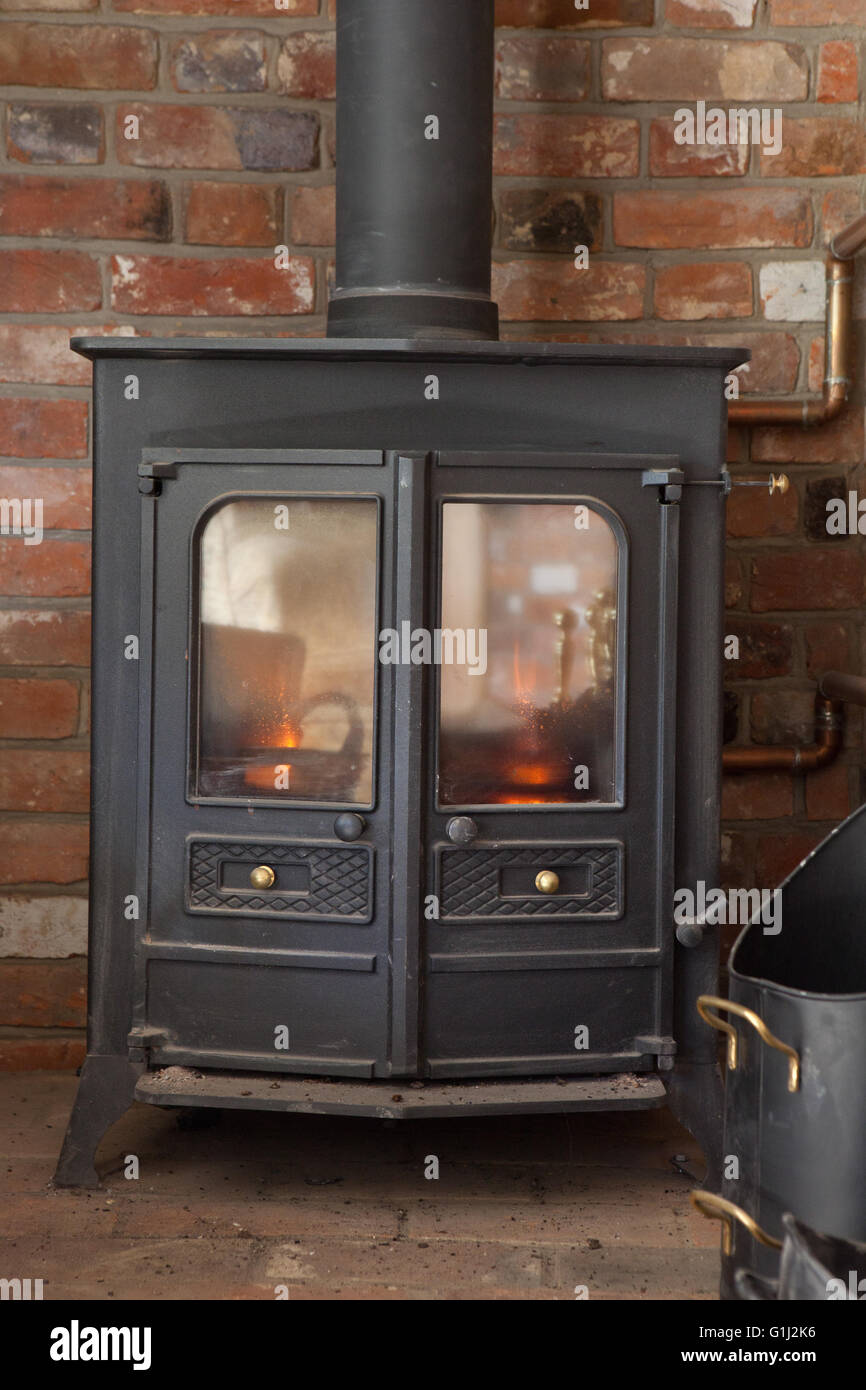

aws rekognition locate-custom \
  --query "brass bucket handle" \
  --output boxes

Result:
[696,994,800,1092]
[690,1191,782,1257]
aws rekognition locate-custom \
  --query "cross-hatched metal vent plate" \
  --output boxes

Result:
[436,843,623,921]
[187,839,373,922]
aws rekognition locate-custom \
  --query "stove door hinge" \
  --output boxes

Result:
[127,1025,168,1062]
[635,1035,677,1072]
[137,461,178,497]
[641,468,684,504]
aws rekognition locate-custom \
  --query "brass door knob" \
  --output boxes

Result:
[249,865,275,890]
[535,870,560,894]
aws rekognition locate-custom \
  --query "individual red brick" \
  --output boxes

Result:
[750,550,864,613]
[0,175,170,241]
[654,262,752,321]
[0,539,91,598]
[666,0,758,26]
[495,0,654,24]
[498,189,604,255]
[602,39,807,101]
[768,0,862,23]
[7,103,103,164]
[724,334,799,395]
[751,408,864,465]
[755,832,823,889]
[0,325,134,387]
[723,621,793,679]
[720,830,748,889]
[1,0,97,9]
[111,253,314,316]
[116,0,315,10]
[723,690,741,745]
[278,32,335,99]
[759,259,826,322]
[725,555,743,607]
[760,119,866,177]
[0,400,87,460]
[808,336,824,393]
[494,114,639,178]
[722,772,793,821]
[171,30,265,93]
[614,190,812,249]
[0,610,90,666]
[726,479,798,537]
[806,762,851,822]
[0,750,89,812]
[727,425,746,464]
[648,119,749,177]
[750,690,815,745]
[0,24,157,89]
[290,185,335,247]
[0,1033,85,1071]
[117,104,318,171]
[0,678,79,738]
[0,959,86,1028]
[0,327,87,386]
[495,35,590,102]
[817,41,858,104]
[804,476,848,542]
[6,250,101,314]
[0,467,90,528]
[184,181,278,246]
[0,821,88,886]
[822,188,862,245]
[805,621,850,679]
[492,259,645,322]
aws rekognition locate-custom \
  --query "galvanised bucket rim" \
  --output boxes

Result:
[728,799,866,1004]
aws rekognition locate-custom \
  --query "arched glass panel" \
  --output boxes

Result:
[193,496,378,805]
[438,500,622,807]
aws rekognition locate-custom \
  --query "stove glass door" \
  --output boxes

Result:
[137,453,393,1079]
[438,500,619,808]
[422,453,680,1079]
[193,496,378,806]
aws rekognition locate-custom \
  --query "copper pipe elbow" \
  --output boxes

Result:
[722,696,842,774]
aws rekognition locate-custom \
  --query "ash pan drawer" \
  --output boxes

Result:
[186,837,373,922]
[435,843,623,921]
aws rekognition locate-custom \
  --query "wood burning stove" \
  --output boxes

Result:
[55,0,746,1188]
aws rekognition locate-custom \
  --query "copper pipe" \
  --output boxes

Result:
[729,210,866,427]
[819,669,866,708]
[722,694,842,773]
[831,213,866,261]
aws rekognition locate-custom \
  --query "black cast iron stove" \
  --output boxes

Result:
[56,0,746,1187]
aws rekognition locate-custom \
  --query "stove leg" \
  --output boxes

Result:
[664,1061,724,1192]
[53,1054,144,1189]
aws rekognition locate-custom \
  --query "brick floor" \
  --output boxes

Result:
[0,1072,719,1300]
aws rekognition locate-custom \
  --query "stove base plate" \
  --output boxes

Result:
[136,1067,666,1118]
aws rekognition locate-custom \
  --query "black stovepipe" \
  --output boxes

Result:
[327,0,499,341]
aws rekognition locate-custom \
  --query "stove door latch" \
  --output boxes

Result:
[660,470,790,500]
[138,460,178,496]
[641,467,684,503]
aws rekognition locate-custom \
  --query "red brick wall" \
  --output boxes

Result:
[0,0,864,1064]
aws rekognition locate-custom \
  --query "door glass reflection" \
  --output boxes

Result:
[195,497,377,803]
[438,501,619,807]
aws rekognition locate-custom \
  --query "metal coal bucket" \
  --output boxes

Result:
[693,789,866,1298]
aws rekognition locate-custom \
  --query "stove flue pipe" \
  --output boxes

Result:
[327,0,499,341]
